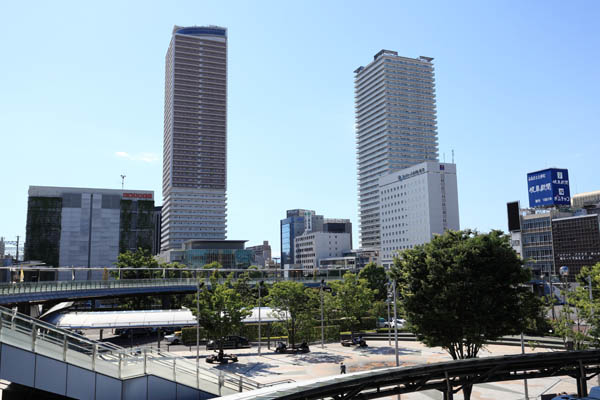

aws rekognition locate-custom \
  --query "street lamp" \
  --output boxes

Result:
[386,282,392,346]
[392,279,399,367]
[258,280,264,356]
[196,281,204,387]
[321,279,325,348]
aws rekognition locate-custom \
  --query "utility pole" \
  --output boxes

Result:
[15,236,19,263]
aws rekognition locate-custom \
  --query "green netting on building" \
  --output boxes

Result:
[24,197,62,267]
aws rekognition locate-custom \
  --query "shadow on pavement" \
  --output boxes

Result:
[291,351,349,364]
[214,361,282,377]
[355,346,420,356]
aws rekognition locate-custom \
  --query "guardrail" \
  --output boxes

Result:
[0,268,350,304]
[0,305,265,395]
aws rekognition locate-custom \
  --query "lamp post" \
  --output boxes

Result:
[258,280,264,356]
[392,279,399,367]
[386,281,392,346]
[196,281,204,386]
[321,279,325,349]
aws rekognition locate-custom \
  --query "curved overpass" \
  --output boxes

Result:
[220,350,600,400]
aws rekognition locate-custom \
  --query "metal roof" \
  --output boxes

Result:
[43,307,286,329]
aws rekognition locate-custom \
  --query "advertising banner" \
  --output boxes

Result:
[527,168,570,208]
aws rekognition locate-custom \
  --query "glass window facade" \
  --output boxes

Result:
[184,249,252,269]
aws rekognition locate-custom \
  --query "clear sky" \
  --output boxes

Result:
[1,1,599,258]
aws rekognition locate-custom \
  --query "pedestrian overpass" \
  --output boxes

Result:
[0,305,269,399]
[0,267,347,306]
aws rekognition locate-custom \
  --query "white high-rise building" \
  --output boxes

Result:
[379,162,459,266]
[355,50,439,249]
[161,26,228,251]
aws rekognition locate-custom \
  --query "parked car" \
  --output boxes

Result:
[384,319,406,328]
[165,331,182,345]
[376,317,387,328]
[206,336,250,350]
[115,328,153,337]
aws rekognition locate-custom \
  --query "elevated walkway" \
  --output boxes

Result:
[0,306,262,399]
[0,267,347,305]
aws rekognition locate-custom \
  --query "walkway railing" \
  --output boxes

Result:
[0,305,263,395]
[0,267,349,302]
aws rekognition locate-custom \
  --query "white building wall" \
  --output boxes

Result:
[294,232,351,269]
[379,161,459,266]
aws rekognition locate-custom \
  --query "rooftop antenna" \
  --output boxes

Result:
[452,149,455,164]
[120,174,126,190]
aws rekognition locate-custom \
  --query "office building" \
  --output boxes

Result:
[161,26,228,252]
[572,191,600,209]
[280,209,320,266]
[247,240,272,267]
[159,239,252,269]
[379,162,459,266]
[552,214,600,282]
[355,50,438,249]
[294,232,352,270]
[24,186,155,267]
[152,206,162,255]
[280,210,352,266]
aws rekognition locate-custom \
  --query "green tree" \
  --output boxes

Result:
[267,281,316,346]
[358,262,388,301]
[115,248,159,279]
[553,263,600,349]
[330,272,374,331]
[192,271,252,361]
[393,229,540,400]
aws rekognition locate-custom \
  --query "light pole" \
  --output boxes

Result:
[196,281,204,386]
[258,280,264,356]
[387,282,392,346]
[321,279,325,349]
[392,279,399,367]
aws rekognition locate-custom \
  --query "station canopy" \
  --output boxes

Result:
[43,307,286,330]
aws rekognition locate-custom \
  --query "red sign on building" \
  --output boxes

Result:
[122,192,153,200]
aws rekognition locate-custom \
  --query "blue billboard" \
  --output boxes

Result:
[527,168,570,208]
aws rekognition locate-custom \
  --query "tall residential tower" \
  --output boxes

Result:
[161,26,228,251]
[355,50,439,248]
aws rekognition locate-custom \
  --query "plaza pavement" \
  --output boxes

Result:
[164,339,583,400]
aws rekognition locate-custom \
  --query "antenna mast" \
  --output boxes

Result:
[120,174,126,190]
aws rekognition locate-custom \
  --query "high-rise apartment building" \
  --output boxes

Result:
[355,50,438,248]
[161,26,228,251]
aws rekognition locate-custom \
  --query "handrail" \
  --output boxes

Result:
[0,306,262,394]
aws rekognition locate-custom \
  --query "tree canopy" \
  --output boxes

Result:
[193,271,252,360]
[394,230,539,358]
[330,272,374,330]
[358,262,388,301]
[267,281,316,346]
[393,229,540,399]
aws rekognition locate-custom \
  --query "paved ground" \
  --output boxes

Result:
[87,330,583,399]
[172,340,581,399]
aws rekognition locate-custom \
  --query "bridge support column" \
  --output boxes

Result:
[444,371,453,400]
[578,360,588,398]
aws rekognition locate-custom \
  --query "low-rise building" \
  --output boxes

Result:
[294,232,351,270]
[247,241,272,267]
[159,240,253,269]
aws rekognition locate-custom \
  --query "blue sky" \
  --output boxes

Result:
[1,1,599,258]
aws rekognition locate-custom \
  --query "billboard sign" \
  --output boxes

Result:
[527,168,570,208]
